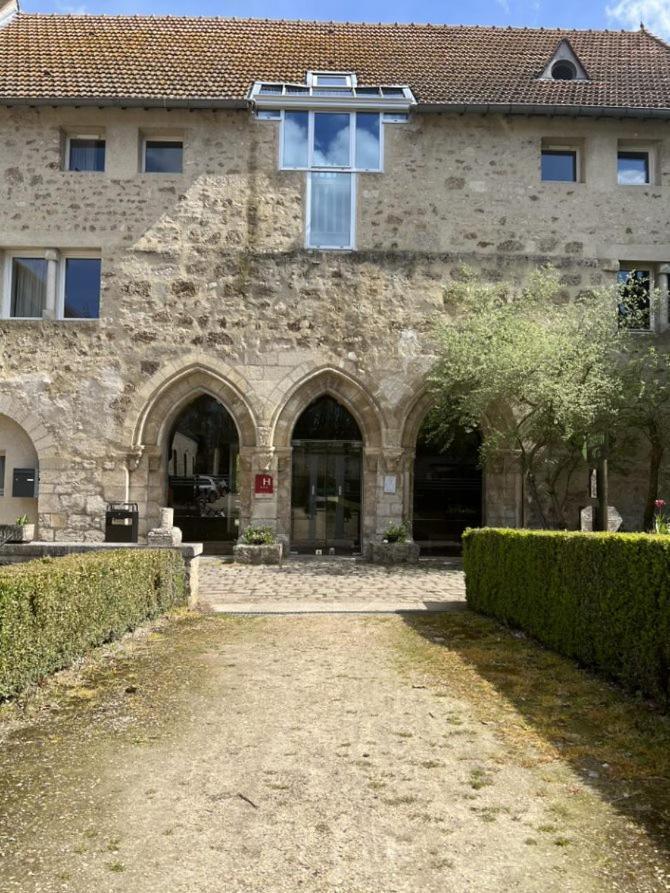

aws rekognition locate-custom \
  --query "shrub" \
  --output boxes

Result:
[463,528,670,704]
[0,548,186,699]
[240,525,276,545]
[383,522,410,544]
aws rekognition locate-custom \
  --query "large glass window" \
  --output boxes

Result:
[618,268,651,330]
[68,138,105,172]
[355,113,381,170]
[11,258,47,318]
[280,111,382,172]
[144,140,183,173]
[313,113,350,167]
[541,149,577,182]
[63,258,101,319]
[618,151,649,185]
[308,173,354,249]
[278,110,385,249]
[282,111,309,168]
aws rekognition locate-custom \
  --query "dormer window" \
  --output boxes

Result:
[539,39,588,82]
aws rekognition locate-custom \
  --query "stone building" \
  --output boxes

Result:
[0,5,669,550]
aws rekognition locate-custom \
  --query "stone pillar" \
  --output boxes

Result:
[372,448,410,541]
[658,266,670,332]
[485,450,523,528]
[42,249,59,320]
[246,447,281,535]
[147,506,182,546]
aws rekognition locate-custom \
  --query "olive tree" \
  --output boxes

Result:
[427,267,630,528]
[619,346,670,529]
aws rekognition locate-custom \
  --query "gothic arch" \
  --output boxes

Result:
[271,367,383,449]
[126,359,258,450]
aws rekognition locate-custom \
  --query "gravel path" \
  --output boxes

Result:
[1,612,669,892]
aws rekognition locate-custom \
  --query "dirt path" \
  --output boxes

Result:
[1,612,670,892]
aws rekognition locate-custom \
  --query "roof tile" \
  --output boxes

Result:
[0,16,668,110]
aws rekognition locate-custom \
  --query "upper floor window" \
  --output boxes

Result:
[541,148,577,182]
[61,256,102,319]
[143,139,183,173]
[618,267,651,330]
[1,250,101,320]
[67,136,105,172]
[281,111,382,172]
[618,150,650,185]
[9,256,47,318]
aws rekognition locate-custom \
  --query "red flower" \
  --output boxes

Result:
[655,498,666,511]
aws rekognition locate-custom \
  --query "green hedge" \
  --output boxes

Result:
[0,549,186,699]
[463,529,670,703]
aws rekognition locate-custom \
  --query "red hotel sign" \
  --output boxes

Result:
[254,473,274,495]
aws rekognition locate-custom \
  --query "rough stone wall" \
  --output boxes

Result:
[0,105,668,540]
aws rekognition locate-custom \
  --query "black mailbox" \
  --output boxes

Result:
[105,502,139,543]
[12,468,37,498]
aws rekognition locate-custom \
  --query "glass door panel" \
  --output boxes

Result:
[291,442,362,551]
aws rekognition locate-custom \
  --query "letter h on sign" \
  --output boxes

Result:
[255,473,274,495]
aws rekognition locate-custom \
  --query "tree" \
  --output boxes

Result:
[619,346,670,530]
[427,267,629,528]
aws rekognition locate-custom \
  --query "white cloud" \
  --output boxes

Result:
[606,0,670,40]
[55,2,89,13]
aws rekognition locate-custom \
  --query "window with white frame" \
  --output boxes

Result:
[280,110,383,249]
[60,254,102,319]
[251,74,414,251]
[1,250,101,320]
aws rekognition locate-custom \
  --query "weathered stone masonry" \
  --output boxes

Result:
[1,104,668,539]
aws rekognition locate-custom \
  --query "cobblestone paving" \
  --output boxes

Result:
[198,556,466,613]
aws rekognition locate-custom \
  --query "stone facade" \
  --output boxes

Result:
[0,105,668,542]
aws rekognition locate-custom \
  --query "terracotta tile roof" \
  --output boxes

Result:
[1,15,670,112]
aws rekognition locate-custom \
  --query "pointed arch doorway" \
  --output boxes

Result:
[291,395,362,552]
[167,394,240,549]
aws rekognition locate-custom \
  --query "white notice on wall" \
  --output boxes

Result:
[383,475,397,494]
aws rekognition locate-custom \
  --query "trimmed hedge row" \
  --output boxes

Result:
[0,549,186,699]
[463,528,670,703]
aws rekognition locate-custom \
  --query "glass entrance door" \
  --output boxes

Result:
[291,442,361,551]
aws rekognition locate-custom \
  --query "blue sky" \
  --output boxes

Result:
[19,0,670,41]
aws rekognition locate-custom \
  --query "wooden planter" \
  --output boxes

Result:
[0,523,35,545]
[233,542,283,565]
[366,541,421,565]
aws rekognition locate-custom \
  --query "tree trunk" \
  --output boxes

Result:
[643,437,664,531]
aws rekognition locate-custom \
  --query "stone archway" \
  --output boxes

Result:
[0,398,57,537]
[271,368,384,548]
[124,362,259,539]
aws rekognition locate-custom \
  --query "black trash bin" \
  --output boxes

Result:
[105,502,139,543]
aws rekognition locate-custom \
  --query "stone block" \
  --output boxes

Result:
[366,541,421,564]
[233,542,283,565]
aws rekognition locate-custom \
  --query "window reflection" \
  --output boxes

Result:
[313,113,350,167]
[355,113,381,170]
[617,152,649,185]
[283,111,309,167]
